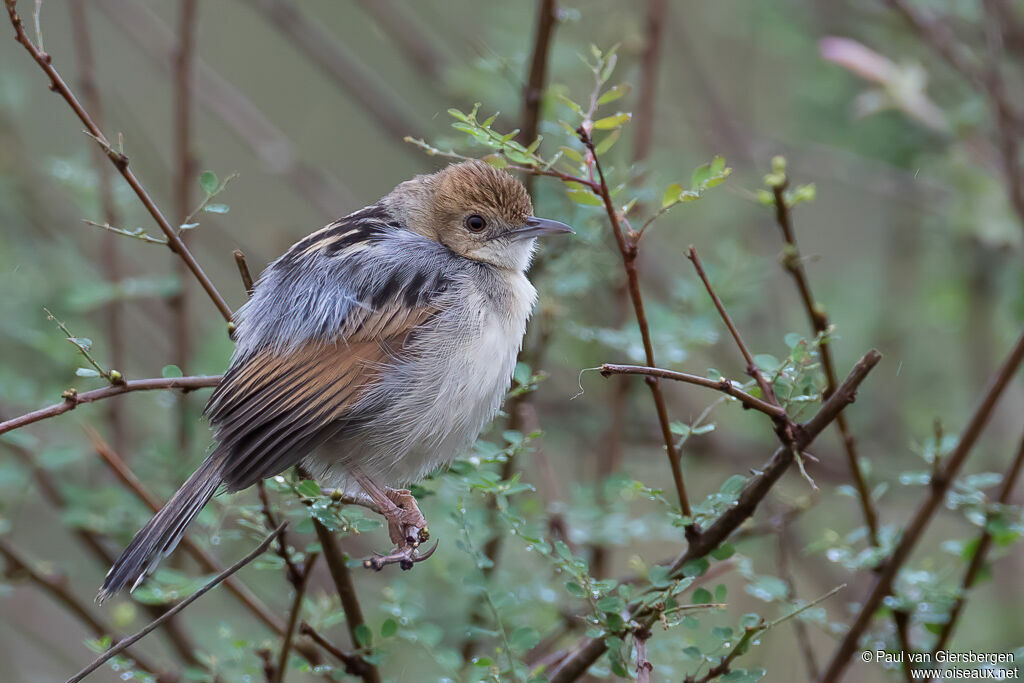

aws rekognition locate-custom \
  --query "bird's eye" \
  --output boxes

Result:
[465,214,487,232]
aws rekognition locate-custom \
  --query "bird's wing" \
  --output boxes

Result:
[204,207,454,490]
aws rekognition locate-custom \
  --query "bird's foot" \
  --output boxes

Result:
[363,539,439,571]
[381,487,428,548]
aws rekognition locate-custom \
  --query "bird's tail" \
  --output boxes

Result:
[98,455,223,601]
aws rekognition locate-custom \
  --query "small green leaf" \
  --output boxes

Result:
[692,587,713,604]
[380,618,398,638]
[296,480,321,498]
[161,364,183,378]
[662,183,683,208]
[354,623,372,648]
[75,367,100,378]
[203,203,230,214]
[592,112,631,130]
[566,189,603,206]
[199,170,218,195]
[597,83,631,105]
[565,581,586,597]
[510,626,540,652]
[597,595,625,613]
[594,129,621,155]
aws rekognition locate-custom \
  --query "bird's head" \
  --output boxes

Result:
[388,159,573,271]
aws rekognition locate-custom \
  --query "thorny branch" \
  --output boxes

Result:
[769,174,880,545]
[819,327,1024,683]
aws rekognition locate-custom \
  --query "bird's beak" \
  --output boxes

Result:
[512,216,575,241]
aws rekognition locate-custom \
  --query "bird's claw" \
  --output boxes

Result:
[362,539,439,571]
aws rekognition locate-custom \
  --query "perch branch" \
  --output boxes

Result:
[0,375,221,436]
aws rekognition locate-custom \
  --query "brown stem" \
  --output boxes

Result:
[4,0,232,321]
[771,182,880,545]
[171,0,200,458]
[66,524,285,683]
[520,0,558,195]
[246,0,423,146]
[68,0,126,454]
[819,329,1024,683]
[0,539,169,680]
[599,364,787,419]
[0,375,221,436]
[632,0,666,165]
[686,246,778,406]
[234,249,256,296]
[274,553,319,683]
[313,520,382,683]
[548,350,882,682]
[585,132,692,517]
[94,0,356,216]
[300,623,370,677]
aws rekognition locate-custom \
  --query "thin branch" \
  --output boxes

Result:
[312,520,381,683]
[0,375,220,436]
[4,0,232,321]
[583,128,693,518]
[928,429,1024,658]
[66,523,285,683]
[274,553,318,683]
[0,539,167,679]
[547,350,882,683]
[300,623,368,676]
[234,249,256,296]
[769,178,880,545]
[686,246,778,406]
[599,364,787,419]
[520,0,558,195]
[68,0,126,453]
[819,328,1024,683]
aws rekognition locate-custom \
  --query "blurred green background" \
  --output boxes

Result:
[1,1,1023,681]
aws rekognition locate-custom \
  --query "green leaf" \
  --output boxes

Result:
[597,83,631,105]
[662,183,683,208]
[75,368,100,377]
[597,595,625,613]
[199,171,218,195]
[711,543,736,560]
[203,203,230,214]
[692,587,713,604]
[648,564,672,589]
[565,581,586,597]
[753,354,782,373]
[594,129,621,155]
[296,480,321,498]
[354,623,372,648]
[510,626,540,652]
[691,163,712,190]
[682,557,710,578]
[161,364,183,378]
[380,618,398,638]
[566,189,603,206]
[592,112,631,130]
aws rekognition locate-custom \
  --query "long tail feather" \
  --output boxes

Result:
[98,455,223,601]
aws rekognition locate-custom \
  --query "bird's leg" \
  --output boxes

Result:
[350,469,429,549]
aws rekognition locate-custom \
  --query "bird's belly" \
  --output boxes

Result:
[314,299,529,489]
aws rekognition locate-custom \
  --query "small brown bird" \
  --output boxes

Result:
[100,160,572,598]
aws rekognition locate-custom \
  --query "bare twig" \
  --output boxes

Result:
[686,246,778,406]
[66,524,285,683]
[598,364,787,419]
[0,539,167,679]
[769,177,880,545]
[274,553,318,683]
[819,328,1024,683]
[68,0,126,453]
[0,375,220,436]
[300,623,369,676]
[4,0,232,321]
[312,520,382,683]
[234,249,256,296]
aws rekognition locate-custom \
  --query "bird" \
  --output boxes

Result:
[98,159,572,599]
